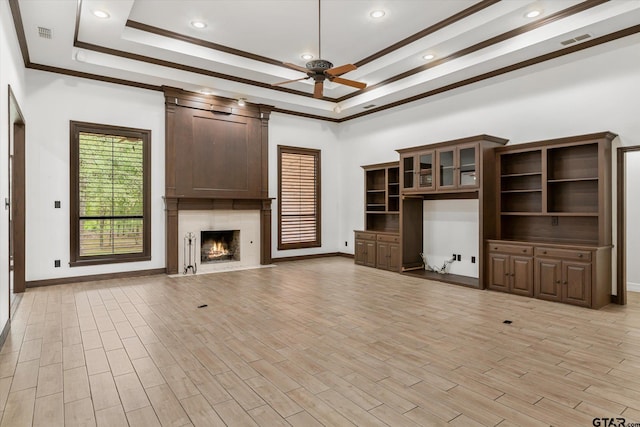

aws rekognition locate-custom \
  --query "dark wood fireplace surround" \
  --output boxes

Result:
[163,87,273,274]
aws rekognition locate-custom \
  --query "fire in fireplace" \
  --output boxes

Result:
[200,230,240,263]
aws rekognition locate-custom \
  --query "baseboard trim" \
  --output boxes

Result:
[0,319,11,349]
[628,281,640,293]
[272,252,352,263]
[26,268,166,288]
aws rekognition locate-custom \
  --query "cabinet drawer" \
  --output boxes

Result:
[355,231,377,241]
[377,234,400,243]
[535,247,591,261]
[488,243,533,256]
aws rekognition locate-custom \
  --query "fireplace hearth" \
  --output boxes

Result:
[201,230,240,263]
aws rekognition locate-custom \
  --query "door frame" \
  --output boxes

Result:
[616,145,640,305]
[8,85,26,300]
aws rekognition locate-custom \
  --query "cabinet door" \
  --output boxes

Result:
[388,243,400,272]
[562,261,592,307]
[401,155,417,191]
[534,258,562,302]
[365,241,377,267]
[377,242,390,270]
[355,239,367,265]
[488,253,509,292]
[436,148,456,190]
[417,151,435,191]
[510,256,533,297]
[458,143,479,189]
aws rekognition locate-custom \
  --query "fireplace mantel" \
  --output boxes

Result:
[163,87,273,274]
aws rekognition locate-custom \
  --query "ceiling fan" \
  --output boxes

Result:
[272,0,367,99]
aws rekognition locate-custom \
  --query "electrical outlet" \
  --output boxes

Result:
[54,260,61,267]
[457,254,461,261]
[471,256,476,263]
[54,201,61,208]
[345,241,348,247]
[452,253,456,259]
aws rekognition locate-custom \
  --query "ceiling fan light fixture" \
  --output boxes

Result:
[369,10,386,19]
[191,20,207,29]
[92,9,110,19]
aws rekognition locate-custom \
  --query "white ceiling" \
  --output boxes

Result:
[13,0,640,121]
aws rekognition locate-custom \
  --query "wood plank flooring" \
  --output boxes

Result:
[1,257,640,426]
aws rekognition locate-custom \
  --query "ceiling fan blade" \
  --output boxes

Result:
[313,81,324,98]
[330,76,367,90]
[326,64,357,76]
[283,62,309,73]
[271,76,310,87]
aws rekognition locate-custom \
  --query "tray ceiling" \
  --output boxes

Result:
[11,0,640,121]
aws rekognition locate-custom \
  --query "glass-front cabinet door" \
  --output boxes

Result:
[418,151,434,190]
[437,148,456,190]
[402,155,416,191]
[458,144,478,189]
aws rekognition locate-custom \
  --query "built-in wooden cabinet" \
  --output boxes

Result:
[487,242,533,297]
[364,162,400,232]
[397,135,508,288]
[355,231,399,271]
[356,162,401,272]
[400,142,481,193]
[487,132,616,308]
[376,234,400,271]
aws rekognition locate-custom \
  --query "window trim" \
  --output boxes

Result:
[278,145,321,250]
[70,121,151,267]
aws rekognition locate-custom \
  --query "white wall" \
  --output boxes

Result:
[1,0,27,330]
[338,32,640,294]
[24,72,166,281]
[423,200,479,277]
[268,113,342,258]
[627,151,640,292]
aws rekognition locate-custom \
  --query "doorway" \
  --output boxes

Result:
[8,86,26,309]
[616,146,640,305]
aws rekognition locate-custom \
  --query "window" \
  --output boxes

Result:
[70,121,151,266]
[278,146,321,250]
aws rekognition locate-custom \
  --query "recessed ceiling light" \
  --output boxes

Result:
[422,53,435,60]
[92,9,110,19]
[370,10,385,19]
[191,21,207,29]
[525,9,542,18]
[301,53,314,60]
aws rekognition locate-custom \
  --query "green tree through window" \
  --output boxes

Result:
[71,122,150,266]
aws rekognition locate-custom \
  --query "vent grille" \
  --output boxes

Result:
[38,27,52,39]
[561,33,591,46]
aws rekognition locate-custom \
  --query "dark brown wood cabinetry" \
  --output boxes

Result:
[356,162,400,272]
[487,242,533,296]
[487,132,616,308]
[397,135,508,287]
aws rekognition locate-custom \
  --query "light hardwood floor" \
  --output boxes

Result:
[1,257,639,426]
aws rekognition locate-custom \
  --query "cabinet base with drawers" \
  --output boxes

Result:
[487,240,611,308]
[355,231,400,272]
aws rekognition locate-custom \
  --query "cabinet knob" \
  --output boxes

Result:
[555,280,560,284]
[494,247,498,250]
[578,253,583,258]
[563,281,568,285]
[522,249,527,253]
[511,273,515,277]
[505,273,509,276]
[542,251,547,254]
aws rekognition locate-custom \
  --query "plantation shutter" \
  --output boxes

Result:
[279,147,321,249]
[78,132,144,256]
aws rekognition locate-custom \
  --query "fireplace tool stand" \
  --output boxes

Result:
[183,232,197,274]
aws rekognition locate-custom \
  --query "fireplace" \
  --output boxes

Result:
[201,230,240,263]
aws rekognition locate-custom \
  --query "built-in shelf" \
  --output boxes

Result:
[501,189,542,194]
